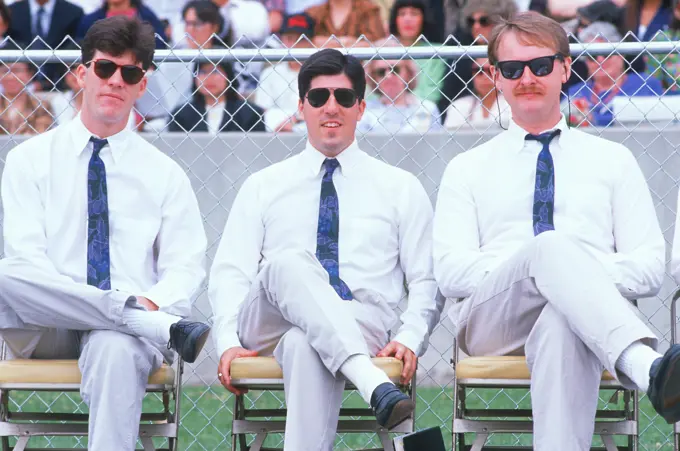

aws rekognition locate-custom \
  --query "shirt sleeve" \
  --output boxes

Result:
[391,174,443,356]
[140,165,207,316]
[433,153,499,299]
[2,147,63,275]
[603,147,665,299]
[208,175,264,358]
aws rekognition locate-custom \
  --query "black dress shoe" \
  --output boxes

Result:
[648,344,680,423]
[167,320,211,363]
[370,382,414,429]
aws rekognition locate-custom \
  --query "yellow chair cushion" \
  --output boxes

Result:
[456,356,615,381]
[230,356,403,380]
[0,360,175,385]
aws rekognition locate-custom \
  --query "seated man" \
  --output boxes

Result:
[566,21,662,126]
[209,48,442,450]
[0,16,210,451]
[434,12,680,451]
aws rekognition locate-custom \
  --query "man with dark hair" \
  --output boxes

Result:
[0,16,210,451]
[435,11,680,450]
[210,48,442,450]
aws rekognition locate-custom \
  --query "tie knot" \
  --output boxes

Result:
[90,137,108,155]
[525,129,561,146]
[323,158,340,174]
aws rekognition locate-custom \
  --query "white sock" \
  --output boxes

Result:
[615,341,661,392]
[121,307,181,345]
[339,354,392,404]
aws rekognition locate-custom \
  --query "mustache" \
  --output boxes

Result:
[513,87,545,96]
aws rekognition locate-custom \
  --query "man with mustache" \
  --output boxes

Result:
[210,48,442,449]
[434,11,677,450]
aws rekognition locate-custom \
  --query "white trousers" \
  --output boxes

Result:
[0,257,166,451]
[237,249,389,451]
[453,231,657,451]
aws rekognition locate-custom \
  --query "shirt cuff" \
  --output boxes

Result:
[392,330,423,357]
[140,287,192,317]
[214,330,243,360]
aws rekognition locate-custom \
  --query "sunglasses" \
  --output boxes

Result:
[86,59,146,85]
[466,15,490,28]
[373,66,406,79]
[306,87,358,108]
[495,54,565,80]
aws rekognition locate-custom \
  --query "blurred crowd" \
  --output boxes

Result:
[0,0,677,135]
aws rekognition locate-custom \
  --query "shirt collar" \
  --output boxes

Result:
[302,139,363,177]
[69,114,130,165]
[29,0,56,18]
[506,114,571,153]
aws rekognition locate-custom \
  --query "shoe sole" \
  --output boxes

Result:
[384,399,415,430]
[182,327,211,363]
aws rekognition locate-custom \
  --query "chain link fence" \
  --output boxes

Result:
[1,32,680,449]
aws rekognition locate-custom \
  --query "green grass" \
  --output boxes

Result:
[2,386,675,450]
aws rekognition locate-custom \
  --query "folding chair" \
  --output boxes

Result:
[451,310,639,450]
[671,290,680,451]
[229,356,415,451]
[0,339,184,451]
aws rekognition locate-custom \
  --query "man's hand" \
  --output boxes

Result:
[377,341,417,385]
[136,296,159,311]
[218,347,258,395]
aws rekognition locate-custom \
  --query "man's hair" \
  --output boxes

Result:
[297,49,366,101]
[487,11,570,65]
[81,16,156,70]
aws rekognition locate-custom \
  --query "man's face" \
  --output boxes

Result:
[472,58,494,95]
[184,8,219,48]
[299,73,365,156]
[584,38,624,85]
[371,60,411,101]
[76,50,147,125]
[0,62,32,97]
[492,31,570,123]
[468,11,494,42]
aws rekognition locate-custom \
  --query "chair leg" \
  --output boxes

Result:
[140,437,156,451]
[12,437,28,451]
[1,437,9,451]
[602,435,618,451]
[469,434,488,451]
[249,433,266,451]
[378,430,394,451]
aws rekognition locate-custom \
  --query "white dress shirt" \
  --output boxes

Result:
[433,115,665,301]
[1,115,207,316]
[28,0,56,37]
[209,140,440,358]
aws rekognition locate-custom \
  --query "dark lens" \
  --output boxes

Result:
[307,88,331,108]
[498,61,525,80]
[120,65,145,84]
[375,68,387,79]
[93,60,117,79]
[529,56,554,77]
[466,16,475,28]
[333,88,357,108]
[478,16,490,27]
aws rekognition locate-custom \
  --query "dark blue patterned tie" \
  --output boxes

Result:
[526,129,561,236]
[87,137,111,290]
[316,158,352,300]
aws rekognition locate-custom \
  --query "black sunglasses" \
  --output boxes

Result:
[306,87,358,108]
[495,54,565,80]
[466,15,490,28]
[85,59,146,85]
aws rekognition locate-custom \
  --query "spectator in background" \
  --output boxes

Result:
[388,0,446,103]
[7,0,84,91]
[444,57,510,129]
[625,0,672,40]
[0,1,12,45]
[566,22,663,126]
[438,0,517,121]
[76,0,169,48]
[562,0,626,35]
[169,60,265,132]
[548,0,626,21]
[213,0,270,96]
[262,0,285,33]
[0,60,53,134]
[254,12,314,132]
[645,0,680,92]
[359,58,440,134]
[306,0,386,47]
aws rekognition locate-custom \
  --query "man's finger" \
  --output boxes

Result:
[377,342,395,357]
[395,346,405,360]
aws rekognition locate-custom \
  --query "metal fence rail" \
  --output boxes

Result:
[0,39,679,449]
